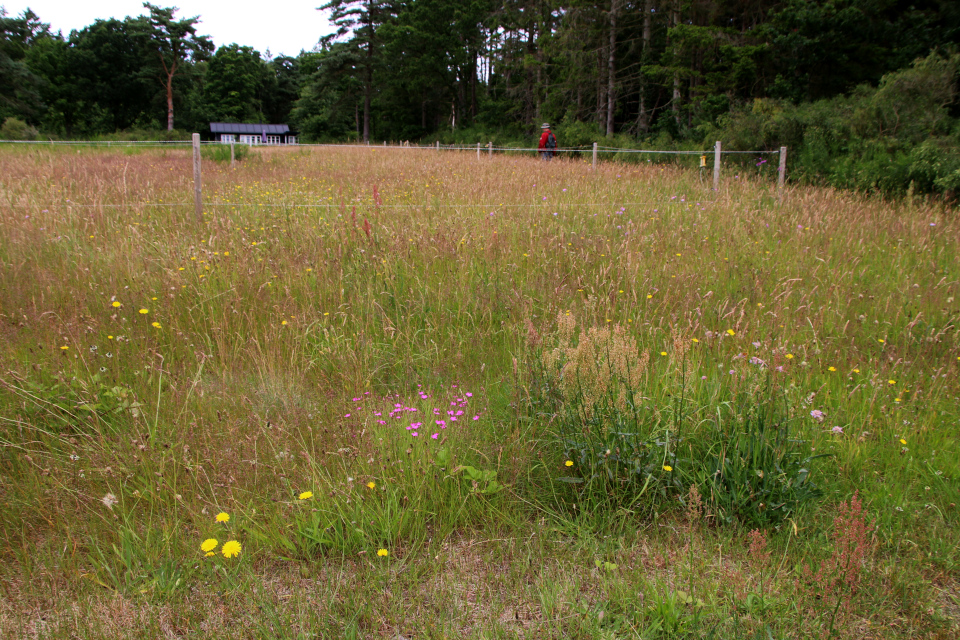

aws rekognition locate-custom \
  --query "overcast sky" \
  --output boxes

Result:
[4,1,337,57]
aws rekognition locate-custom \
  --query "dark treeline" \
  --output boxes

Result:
[2,1,960,196]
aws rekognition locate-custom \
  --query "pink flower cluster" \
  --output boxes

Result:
[341,384,482,440]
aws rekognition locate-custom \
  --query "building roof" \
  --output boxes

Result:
[210,122,291,135]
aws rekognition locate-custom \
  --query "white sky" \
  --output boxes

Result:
[3,1,337,57]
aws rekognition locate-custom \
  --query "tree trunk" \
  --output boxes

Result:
[597,46,605,128]
[606,0,618,137]
[671,0,681,127]
[166,72,175,131]
[470,49,478,121]
[363,44,372,144]
[637,0,653,133]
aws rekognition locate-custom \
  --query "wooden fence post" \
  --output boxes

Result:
[713,140,721,191]
[229,141,235,167]
[477,142,480,160]
[192,133,202,224]
[436,141,440,151]
[778,146,787,191]
[488,141,492,156]
[592,142,598,171]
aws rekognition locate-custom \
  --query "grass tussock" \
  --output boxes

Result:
[0,145,958,638]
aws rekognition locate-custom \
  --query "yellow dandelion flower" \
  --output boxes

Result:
[663,465,673,472]
[888,379,896,385]
[878,339,885,343]
[786,354,794,359]
[201,538,218,552]
[646,294,653,299]
[660,351,667,356]
[281,320,288,326]
[151,322,161,329]
[692,338,699,343]
[59,345,69,350]
[726,329,735,336]
[853,368,860,373]
[215,512,230,523]
[899,438,907,445]
[376,548,389,557]
[221,540,241,558]
[828,366,836,372]
[565,460,573,467]
[298,491,313,500]
[366,482,375,489]
[138,308,148,315]
[205,551,215,557]
[111,301,121,308]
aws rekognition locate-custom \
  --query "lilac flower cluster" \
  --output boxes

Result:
[343,385,481,440]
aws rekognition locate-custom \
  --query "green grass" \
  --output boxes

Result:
[0,144,957,638]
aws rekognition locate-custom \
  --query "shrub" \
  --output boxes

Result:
[201,143,251,163]
[0,117,38,140]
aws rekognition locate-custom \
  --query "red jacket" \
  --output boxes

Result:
[539,130,553,150]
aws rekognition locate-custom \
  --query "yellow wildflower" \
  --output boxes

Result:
[377,549,389,557]
[298,491,313,500]
[221,540,241,558]
[201,538,218,553]
[215,512,230,523]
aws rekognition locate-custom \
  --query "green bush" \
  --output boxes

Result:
[711,52,960,197]
[0,117,38,140]
[201,143,251,163]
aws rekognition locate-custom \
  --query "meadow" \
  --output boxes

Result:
[0,144,957,639]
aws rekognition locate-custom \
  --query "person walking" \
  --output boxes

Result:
[538,123,557,161]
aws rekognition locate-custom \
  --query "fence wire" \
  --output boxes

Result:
[0,138,782,156]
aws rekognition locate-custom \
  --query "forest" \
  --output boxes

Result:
[2,1,960,196]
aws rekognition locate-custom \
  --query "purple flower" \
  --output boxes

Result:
[831,426,843,434]
[431,433,439,440]
[810,410,825,422]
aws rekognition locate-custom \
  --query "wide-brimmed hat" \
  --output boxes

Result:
[540,123,550,129]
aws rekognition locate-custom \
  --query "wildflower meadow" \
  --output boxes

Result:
[0,144,957,638]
